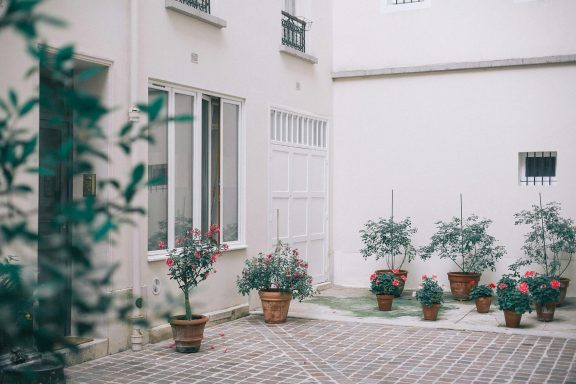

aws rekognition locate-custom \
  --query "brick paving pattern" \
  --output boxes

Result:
[67,316,576,384]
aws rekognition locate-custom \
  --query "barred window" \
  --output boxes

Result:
[519,152,557,186]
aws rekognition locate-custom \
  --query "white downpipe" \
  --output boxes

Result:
[129,0,143,352]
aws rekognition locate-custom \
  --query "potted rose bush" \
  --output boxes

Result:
[522,271,561,322]
[415,275,444,321]
[164,225,228,353]
[420,214,506,300]
[496,275,532,328]
[237,242,315,323]
[360,216,417,296]
[469,282,496,313]
[511,200,575,306]
[369,272,402,311]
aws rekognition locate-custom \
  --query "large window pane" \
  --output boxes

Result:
[222,102,239,242]
[147,88,168,251]
[174,93,194,239]
[201,97,220,233]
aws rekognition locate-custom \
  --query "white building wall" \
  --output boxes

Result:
[1,0,332,352]
[332,0,576,295]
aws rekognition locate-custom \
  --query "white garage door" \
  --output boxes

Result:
[269,108,329,284]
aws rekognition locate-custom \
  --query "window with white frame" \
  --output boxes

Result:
[380,0,431,13]
[519,151,557,186]
[147,84,243,256]
[270,108,327,149]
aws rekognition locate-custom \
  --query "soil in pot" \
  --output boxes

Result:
[535,302,556,322]
[376,294,394,311]
[375,269,408,297]
[170,314,209,353]
[475,297,492,313]
[259,290,292,324]
[421,304,441,321]
[503,310,522,328]
[447,272,481,300]
[557,278,570,307]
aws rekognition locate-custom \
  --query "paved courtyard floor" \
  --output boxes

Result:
[67,315,576,384]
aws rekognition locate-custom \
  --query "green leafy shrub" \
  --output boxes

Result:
[496,275,532,314]
[469,283,495,300]
[521,272,560,304]
[511,201,576,278]
[415,276,444,308]
[237,242,315,301]
[420,215,506,273]
[360,217,417,270]
[369,272,401,296]
[164,225,229,320]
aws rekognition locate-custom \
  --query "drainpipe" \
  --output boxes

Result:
[129,0,143,352]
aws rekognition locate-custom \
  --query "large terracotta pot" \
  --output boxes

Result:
[376,294,394,311]
[447,272,481,300]
[259,290,292,324]
[503,310,522,328]
[557,277,570,306]
[421,303,441,321]
[375,269,408,297]
[170,314,209,353]
[475,297,492,313]
[535,301,556,322]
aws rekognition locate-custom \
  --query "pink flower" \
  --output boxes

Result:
[518,282,529,294]
[370,273,377,281]
[550,280,561,289]
[195,252,201,259]
[376,280,380,284]
[176,238,183,246]
[293,249,299,256]
[223,244,230,251]
[166,258,173,266]
[210,255,217,262]
[540,284,547,289]
[524,271,536,277]
[392,279,400,287]
[293,273,299,277]
[421,274,427,280]
[470,280,476,285]
[392,269,400,274]
[401,275,407,282]
[431,274,438,280]
[158,241,166,249]
[498,283,507,290]
[488,283,496,289]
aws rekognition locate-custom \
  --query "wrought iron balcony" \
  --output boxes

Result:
[391,0,424,4]
[281,11,306,53]
[174,0,210,14]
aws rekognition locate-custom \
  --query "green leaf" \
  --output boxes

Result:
[12,185,33,194]
[26,166,55,176]
[131,163,145,185]
[147,96,165,122]
[18,98,38,116]
[119,122,133,138]
[75,66,103,82]
[94,220,116,241]
[55,45,74,65]
[20,136,37,160]
[8,89,18,107]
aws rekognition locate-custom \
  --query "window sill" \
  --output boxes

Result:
[147,244,247,262]
[279,45,318,64]
[165,0,227,29]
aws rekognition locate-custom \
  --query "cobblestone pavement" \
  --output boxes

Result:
[67,316,576,384]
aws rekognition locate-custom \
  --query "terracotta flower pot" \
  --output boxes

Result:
[375,269,408,297]
[557,277,570,307]
[503,310,522,328]
[475,296,492,313]
[421,303,441,321]
[259,290,292,324]
[535,301,556,322]
[447,272,481,300]
[170,314,209,353]
[376,294,394,311]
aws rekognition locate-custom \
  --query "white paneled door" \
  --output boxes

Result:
[269,141,328,284]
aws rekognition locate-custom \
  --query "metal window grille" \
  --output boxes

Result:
[390,0,424,4]
[520,152,557,186]
[270,109,327,150]
[148,164,168,191]
[174,0,210,14]
[281,11,306,52]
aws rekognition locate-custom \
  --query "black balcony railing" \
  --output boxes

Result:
[392,0,424,4]
[174,0,210,14]
[281,11,306,53]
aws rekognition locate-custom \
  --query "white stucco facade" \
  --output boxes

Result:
[331,0,576,295]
